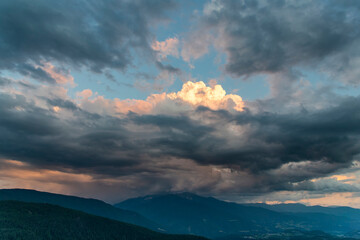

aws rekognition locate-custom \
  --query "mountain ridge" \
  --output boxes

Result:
[0,188,161,231]
[245,202,360,219]
[2,189,360,239]
[116,192,360,238]
[0,200,207,240]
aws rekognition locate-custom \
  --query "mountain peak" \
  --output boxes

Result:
[134,192,206,201]
[163,192,204,199]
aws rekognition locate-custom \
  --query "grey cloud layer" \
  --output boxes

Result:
[197,0,360,83]
[1,87,360,196]
[0,0,175,81]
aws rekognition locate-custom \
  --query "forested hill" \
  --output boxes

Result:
[0,188,159,230]
[0,201,207,240]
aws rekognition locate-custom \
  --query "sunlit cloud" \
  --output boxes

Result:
[167,81,244,111]
[299,192,360,208]
[52,106,60,112]
[78,81,244,115]
[37,62,75,86]
[0,158,94,198]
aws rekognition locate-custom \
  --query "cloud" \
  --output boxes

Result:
[292,178,360,193]
[1,0,360,203]
[76,81,244,115]
[0,77,11,86]
[0,0,175,78]
[181,29,213,63]
[15,63,58,84]
[132,61,181,93]
[298,192,360,208]
[15,61,75,85]
[1,77,360,202]
[77,89,93,100]
[37,62,75,86]
[155,61,181,74]
[184,0,360,84]
[152,37,179,60]
[167,81,244,111]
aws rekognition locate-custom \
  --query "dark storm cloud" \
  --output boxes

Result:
[155,61,181,74]
[0,93,138,172]
[129,100,360,176]
[0,0,175,81]
[124,99,360,194]
[199,0,360,81]
[200,99,360,171]
[1,88,360,194]
[0,94,60,136]
[46,98,79,111]
[16,63,56,84]
[289,179,360,193]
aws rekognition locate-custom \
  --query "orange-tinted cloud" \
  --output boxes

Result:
[76,89,93,99]
[0,159,96,197]
[77,92,167,115]
[77,81,244,115]
[167,81,244,111]
[299,192,360,208]
[38,62,75,86]
[152,37,179,60]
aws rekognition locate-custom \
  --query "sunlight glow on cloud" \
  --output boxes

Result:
[38,62,75,86]
[262,192,360,208]
[0,159,94,197]
[299,192,360,208]
[52,106,60,112]
[77,81,244,115]
[331,175,356,182]
[167,81,244,111]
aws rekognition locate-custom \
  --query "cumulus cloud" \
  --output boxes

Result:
[167,81,244,111]
[76,81,244,115]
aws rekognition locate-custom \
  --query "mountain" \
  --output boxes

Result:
[215,229,358,240]
[246,203,360,220]
[117,192,287,237]
[0,200,207,240]
[3,189,359,239]
[0,189,159,231]
[116,192,360,239]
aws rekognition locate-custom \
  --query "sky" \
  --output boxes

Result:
[1,0,360,207]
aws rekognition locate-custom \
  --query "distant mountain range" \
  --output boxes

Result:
[246,202,360,220]
[0,200,207,240]
[1,189,360,240]
[116,192,360,239]
[214,229,358,240]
